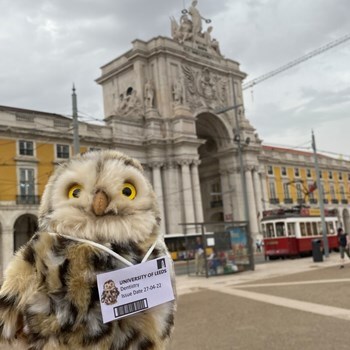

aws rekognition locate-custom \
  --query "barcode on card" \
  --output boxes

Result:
[114,298,148,317]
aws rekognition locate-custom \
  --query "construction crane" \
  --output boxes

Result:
[242,34,350,91]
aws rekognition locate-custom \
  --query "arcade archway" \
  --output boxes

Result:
[13,214,38,252]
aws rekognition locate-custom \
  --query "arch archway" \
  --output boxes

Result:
[196,112,232,223]
[13,214,38,252]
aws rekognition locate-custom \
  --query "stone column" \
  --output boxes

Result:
[220,170,234,222]
[245,166,259,236]
[252,167,263,224]
[260,170,268,211]
[229,169,244,221]
[191,160,204,223]
[163,162,181,234]
[151,162,166,235]
[179,160,196,229]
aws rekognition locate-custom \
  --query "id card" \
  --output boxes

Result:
[97,256,175,323]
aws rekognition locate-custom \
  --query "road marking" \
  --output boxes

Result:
[207,285,350,321]
[232,278,350,288]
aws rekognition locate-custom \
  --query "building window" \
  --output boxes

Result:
[281,167,287,176]
[210,182,222,208]
[19,140,34,156]
[294,168,300,177]
[306,168,311,178]
[340,185,346,200]
[328,171,333,180]
[269,180,277,198]
[283,183,290,199]
[330,185,335,199]
[319,171,323,179]
[339,172,343,181]
[56,144,70,159]
[19,168,35,197]
[296,183,303,199]
[267,166,273,175]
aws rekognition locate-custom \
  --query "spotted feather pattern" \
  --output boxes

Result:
[0,231,176,349]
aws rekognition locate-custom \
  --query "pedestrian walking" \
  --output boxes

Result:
[337,227,350,268]
[195,237,205,275]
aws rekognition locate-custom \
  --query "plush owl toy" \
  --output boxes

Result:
[0,150,176,350]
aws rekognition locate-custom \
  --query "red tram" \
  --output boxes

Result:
[261,206,339,259]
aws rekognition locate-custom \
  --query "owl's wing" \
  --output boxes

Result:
[0,243,36,342]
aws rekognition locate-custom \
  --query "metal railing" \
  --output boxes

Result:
[16,195,41,205]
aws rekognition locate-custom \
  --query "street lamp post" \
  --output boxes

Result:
[311,130,329,257]
[216,103,255,271]
[72,84,80,155]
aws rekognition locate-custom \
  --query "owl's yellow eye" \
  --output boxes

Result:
[122,183,137,200]
[68,184,83,199]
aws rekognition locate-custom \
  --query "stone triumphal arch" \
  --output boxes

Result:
[96,3,264,240]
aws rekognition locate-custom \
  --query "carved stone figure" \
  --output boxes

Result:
[116,88,143,117]
[171,14,193,43]
[199,68,216,100]
[170,1,223,57]
[144,80,155,108]
[172,77,184,105]
[181,65,229,110]
[188,0,202,36]
[117,93,128,113]
[204,26,221,55]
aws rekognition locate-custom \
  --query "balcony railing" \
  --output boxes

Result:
[297,198,305,204]
[323,199,329,204]
[16,195,41,205]
[341,199,348,204]
[269,198,280,204]
[309,198,318,204]
[284,198,293,204]
[331,199,339,204]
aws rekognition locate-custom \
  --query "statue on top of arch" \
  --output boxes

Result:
[170,0,222,56]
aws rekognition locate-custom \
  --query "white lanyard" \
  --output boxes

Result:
[51,233,158,267]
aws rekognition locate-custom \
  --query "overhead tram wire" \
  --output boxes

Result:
[242,34,350,91]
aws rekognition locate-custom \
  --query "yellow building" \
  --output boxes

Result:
[0,105,107,274]
[260,145,350,233]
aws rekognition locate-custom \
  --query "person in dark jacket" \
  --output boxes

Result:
[338,227,349,268]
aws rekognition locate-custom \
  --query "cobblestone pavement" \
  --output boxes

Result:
[168,253,350,350]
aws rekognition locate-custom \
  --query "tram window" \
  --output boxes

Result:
[266,223,275,237]
[312,222,318,236]
[300,223,307,237]
[327,222,335,235]
[317,222,322,235]
[262,224,267,238]
[276,222,286,237]
[287,223,296,236]
[306,222,312,236]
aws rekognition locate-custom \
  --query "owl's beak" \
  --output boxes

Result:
[92,190,110,216]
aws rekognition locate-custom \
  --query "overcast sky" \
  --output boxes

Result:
[1,0,350,158]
